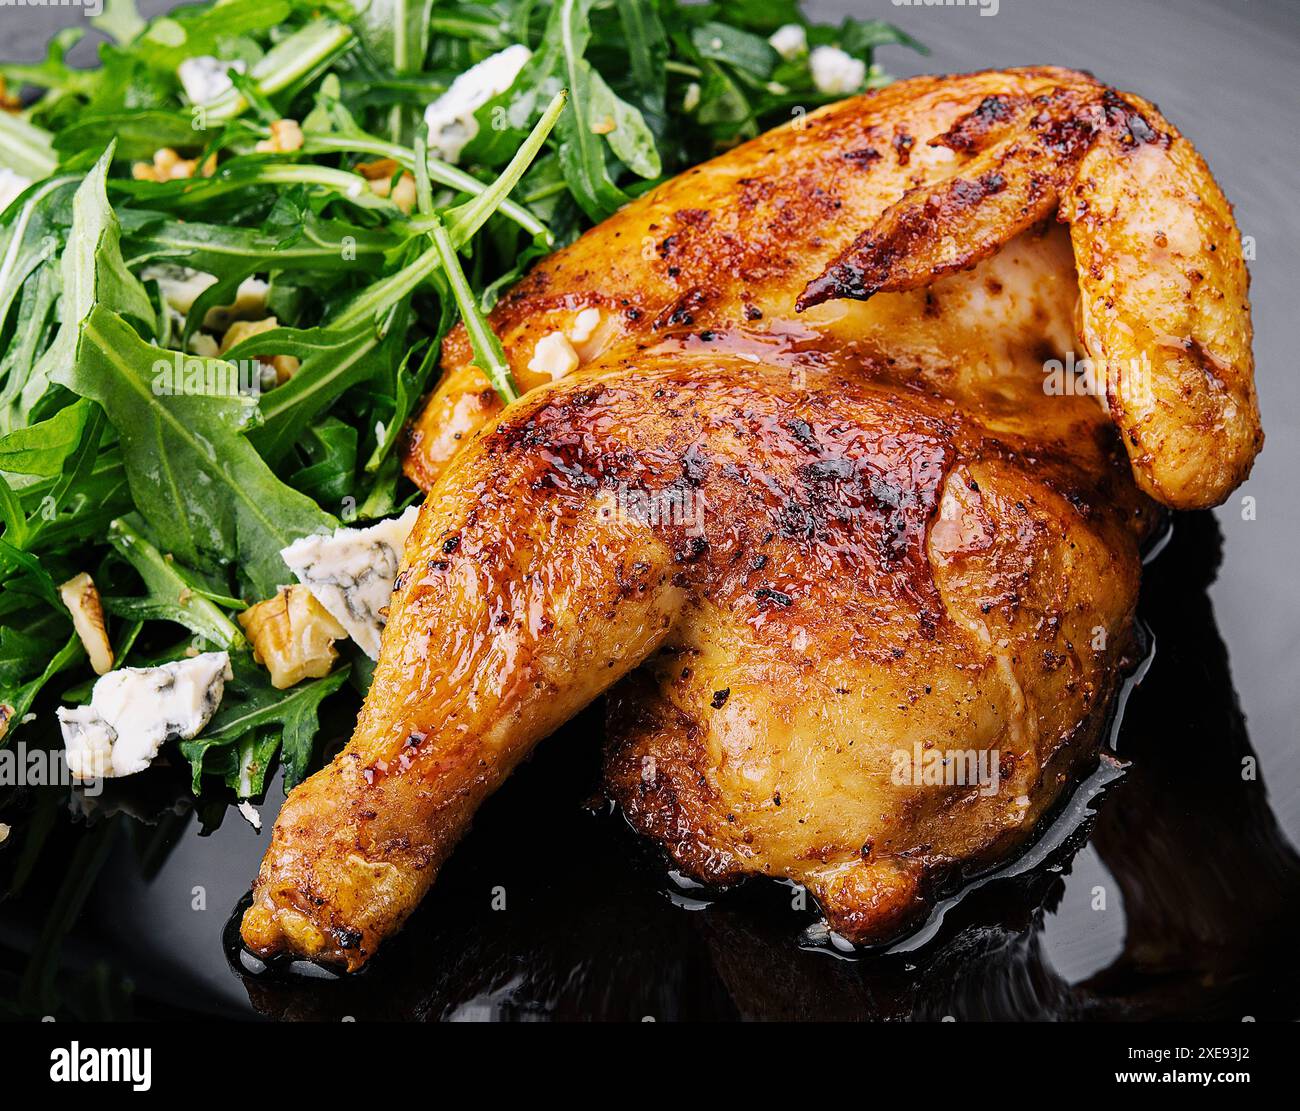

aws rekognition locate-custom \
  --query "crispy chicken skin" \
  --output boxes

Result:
[404,67,1259,509]
[245,70,1257,969]
[244,349,1148,968]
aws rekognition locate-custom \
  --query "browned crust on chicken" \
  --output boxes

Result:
[402,68,1101,489]
[245,67,1255,970]
[246,347,1148,965]
[404,67,1258,510]
[800,83,1259,508]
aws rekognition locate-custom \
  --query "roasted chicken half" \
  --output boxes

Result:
[242,69,1259,970]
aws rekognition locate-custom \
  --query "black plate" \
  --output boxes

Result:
[2,0,1298,1022]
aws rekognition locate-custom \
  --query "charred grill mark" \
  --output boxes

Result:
[1035,112,1096,156]
[800,457,856,483]
[681,443,710,485]
[932,93,1022,152]
[842,146,883,165]
[755,586,793,608]
[673,207,712,229]
[892,128,915,165]
[653,287,712,329]
[785,417,821,452]
[1100,88,1170,148]
[950,171,1007,205]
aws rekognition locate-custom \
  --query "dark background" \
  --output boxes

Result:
[1,0,1298,1021]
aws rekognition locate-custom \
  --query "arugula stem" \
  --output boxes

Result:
[412,135,436,216]
[169,163,391,211]
[443,89,568,244]
[334,90,567,331]
[108,516,245,650]
[664,60,703,78]
[428,218,518,405]
[204,21,355,123]
[301,134,552,244]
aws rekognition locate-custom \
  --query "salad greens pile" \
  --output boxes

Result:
[0,0,922,804]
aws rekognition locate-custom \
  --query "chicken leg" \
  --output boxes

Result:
[244,347,1148,968]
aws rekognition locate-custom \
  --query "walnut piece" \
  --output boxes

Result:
[220,316,300,384]
[132,148,217,182]
[238,585,347,689]
[58,573,114,676]
[255,118,305,154]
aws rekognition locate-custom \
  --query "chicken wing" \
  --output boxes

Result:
[404,67,1259,509]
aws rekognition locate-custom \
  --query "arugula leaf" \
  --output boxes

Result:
[0,176,72,337]
[615,0,669,126]
[180,655,350,793]
[121,208,399,276]
[553,0,638,220]
[105,514,245,650]
[690,23,780,80]
[357,0,435,140]
[0,113,59,182]
[0,397,93,478]
[0,30,100,104]
[91,0,147,47]
[64,307,335,597]
[291,417,359,504]
[8,411,122,555]
[235,308,413,466]
[365,304,450,472]
[0,633,82,748]
[0,0,922,801]
[23,145,155,425]
[299,71,553,243]
[132,0,294,74]
[202,19,357,123]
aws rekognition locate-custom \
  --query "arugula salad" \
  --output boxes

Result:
[0,0,921,811]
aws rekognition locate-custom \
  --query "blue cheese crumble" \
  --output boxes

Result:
[57,652,232,780]
[279,506,420,660]
[424,44,532,164]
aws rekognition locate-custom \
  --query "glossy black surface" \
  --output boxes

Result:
[1,0,1298,1021]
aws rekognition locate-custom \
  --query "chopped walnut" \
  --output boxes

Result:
[58,573,114,676]
[132,148,217,182]
[238,585,346,689]
[219,316,300,385]
[0,704,13,744]
[389,174,417,214]
[0,77,21,113]
[356,158,400,181]
[255,118,304,154]
[356,158,417,214]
